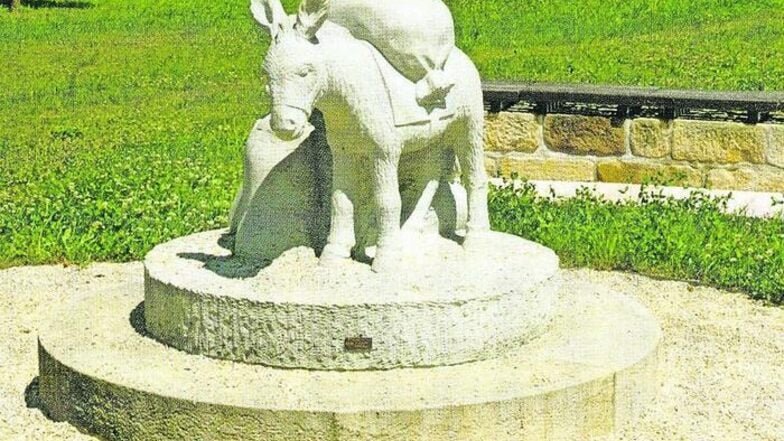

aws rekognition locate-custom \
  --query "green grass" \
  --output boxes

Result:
[451,0,784,90]
[1,1,262,264]
[1,0,784,302]
[490,182,784,304]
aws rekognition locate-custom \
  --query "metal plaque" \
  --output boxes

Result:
[344,336,373,352]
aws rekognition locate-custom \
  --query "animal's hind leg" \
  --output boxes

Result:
[320,152,356,266]
[350,156,376,264]
[432,147,464,239]
[400,146,443,235]
[400,147,462,239]
[371,148,403,273]
[454,117,491,242]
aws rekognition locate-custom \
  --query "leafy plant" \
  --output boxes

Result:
[489,180,784,304]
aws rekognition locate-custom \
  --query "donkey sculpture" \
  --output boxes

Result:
[251,0,490,273]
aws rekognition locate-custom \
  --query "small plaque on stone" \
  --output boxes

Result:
[344,336,372,353]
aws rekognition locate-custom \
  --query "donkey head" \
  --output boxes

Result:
[252,0,329,140]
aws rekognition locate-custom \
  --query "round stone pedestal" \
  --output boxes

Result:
[144,230,561,370]
[37,268,661,441]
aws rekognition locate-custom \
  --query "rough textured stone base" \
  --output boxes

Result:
[144,230,561,370]
[672,120,766,164]
[38,276,660,441]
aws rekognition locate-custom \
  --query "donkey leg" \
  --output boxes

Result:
[350,156,376,264]
[352,192,375,264]
[455,118,491,245]
[400,146,443,235]
[432,147,464,240]
[320,153,356,266]
[371,148,403,273]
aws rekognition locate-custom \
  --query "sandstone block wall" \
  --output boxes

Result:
[484,112,784,193]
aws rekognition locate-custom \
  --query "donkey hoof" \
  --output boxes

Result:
[371,246,402,274]
[371,256,394,273]
[462,230,492,254]
[319,245,351,267]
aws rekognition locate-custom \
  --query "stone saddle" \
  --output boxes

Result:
[327,0,457,107]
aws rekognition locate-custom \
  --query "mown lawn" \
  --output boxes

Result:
[1,0,784,302]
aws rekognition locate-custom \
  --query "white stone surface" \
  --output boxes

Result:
[38,270,661,441]
[327,0,456,107]
[145,229,560,370]
[229,115,469,265]
[248,0,489,272]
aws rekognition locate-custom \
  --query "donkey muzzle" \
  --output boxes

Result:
[271,104,310,141]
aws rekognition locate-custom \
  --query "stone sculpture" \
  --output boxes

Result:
[35,1,661,439]
[241,0,489,272]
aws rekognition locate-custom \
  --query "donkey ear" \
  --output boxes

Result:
[250,0,287,39]
[295,0,329,40]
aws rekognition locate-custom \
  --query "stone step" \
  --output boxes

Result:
[38,272,661,441]
[144,230,561,370]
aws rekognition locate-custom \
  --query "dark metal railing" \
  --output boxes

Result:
[482,82,784,124]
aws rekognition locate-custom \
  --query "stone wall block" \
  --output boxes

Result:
[499,156,596,182]
[630,119,671,159]
[543,115,625,156]
[672,120,765,164]
[597,160,703,187]
[484,112,541,153]
[765,124,784,168]
[707,166,784,192]
[484,152,501,177]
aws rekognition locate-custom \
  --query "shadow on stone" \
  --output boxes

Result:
[230,115,332,264]
[216,232,235,251]
[129,302,152,338]
[177,252,267,279]
[24,377,40,409]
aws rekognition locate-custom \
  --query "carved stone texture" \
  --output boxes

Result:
[229,115,331,265]
[499,156,596,182]
[484,152,501,177]
[597,159,703,187]
[630,118,671,159]
[229,115,469,265]
[39,269,660,441]
[544,115,626,156]
[484,112,541,153]
[672,120,766,164]
[145,230,561,370]
[707,166,784,192]
[328,0,456,107]
[765,124,784,168]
